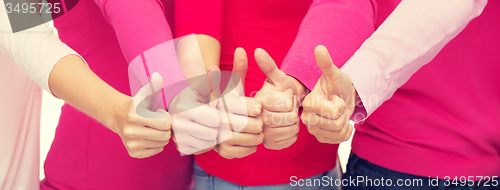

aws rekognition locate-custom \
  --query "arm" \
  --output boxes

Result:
[280,0,375,144]
[1,0,171,158]
[175,0,223,70]
[281,0,375,94]
[93,0,186,109]
[173,0,265,158]
[341,0,487,121]
[0,1,80,95]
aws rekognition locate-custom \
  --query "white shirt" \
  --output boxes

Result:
[341,0,487,122]
[1,0,79,189]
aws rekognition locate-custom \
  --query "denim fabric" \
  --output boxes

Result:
[193,161,341,190]
[343,153,499,190]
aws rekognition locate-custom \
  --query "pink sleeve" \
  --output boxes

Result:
[93,0,187,109]
[174,0,223,41]
[281,0,376,91]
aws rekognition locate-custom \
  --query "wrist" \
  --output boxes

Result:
[287,75,307,101]
[108,94,133,133]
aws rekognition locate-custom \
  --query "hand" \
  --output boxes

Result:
[301,45,357,144]
[213,48,264,159]
[254,48,300,150]
[115,72,172,158]
[169,66,222,155]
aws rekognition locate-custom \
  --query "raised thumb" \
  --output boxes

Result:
[133,72,164,111]
[315,45,341,81]
[233,47,248,84]
[255,48,294,92]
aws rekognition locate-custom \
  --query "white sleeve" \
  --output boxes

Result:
[340,0,487,122]
[0,0,86,96]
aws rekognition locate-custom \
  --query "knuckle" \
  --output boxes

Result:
[263,141,275,150]
[318,137,333,144]
[257,133,265,144]
[126,141,139,150]
[262,127,273,137]
[128,151,140,158]
[291,124,300,135]
[218,146,233,159]
[123,127,138,139]
[209,129,219,140]
[163,131,172,141]
[254,119,264,132]
[164,118,172,129]
[290,114,299,123]
[128,113,141,123]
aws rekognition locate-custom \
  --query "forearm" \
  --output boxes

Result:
[48,55,131,132]
[196,34,221,70]
[341,0,487,120]
[288,76,308,102]
[174,0,223,71]
[281,0,375,91]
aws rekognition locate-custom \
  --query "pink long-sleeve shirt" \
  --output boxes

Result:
[283,0,500,179]
[41,0,193,189]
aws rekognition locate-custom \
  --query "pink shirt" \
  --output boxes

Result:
[352,0,500,179]
[175,0,374,186]
[42,0,193,189]
[283,0,499,179]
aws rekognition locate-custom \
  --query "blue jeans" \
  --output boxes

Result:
[343,153,499,190]
[193,161,341,190]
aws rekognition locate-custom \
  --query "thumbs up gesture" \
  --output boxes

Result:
[117,72,172,158]
[301,45,359,144]
[254,48,302,150]
[169,66,222,155]
[213,47,264,159]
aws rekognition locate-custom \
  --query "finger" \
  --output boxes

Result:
[177,143,214,155]
[133,72,164,110]
[223,96,261,116]
[315,45,341,81]
[172,119,218,141]
[174,132,217,150]
[254,48,294,91]
[124,124,171,141]
[302,112,346,131]
[315,121,353,144]
[193,147,214,155]
[189,66,221,100]
[263,124,300,142]
[261,110,298,127]
[180,104,221,128]
[258,90,293,112]
[224,132,264,146]
[302,94,345,120]
[125,139,169,152]
[221,114,263,133]
[233,47,248,84]
[129,112,171,131]
[264,134,297,150]
[214,144,258,159]
[129,147,164,158]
